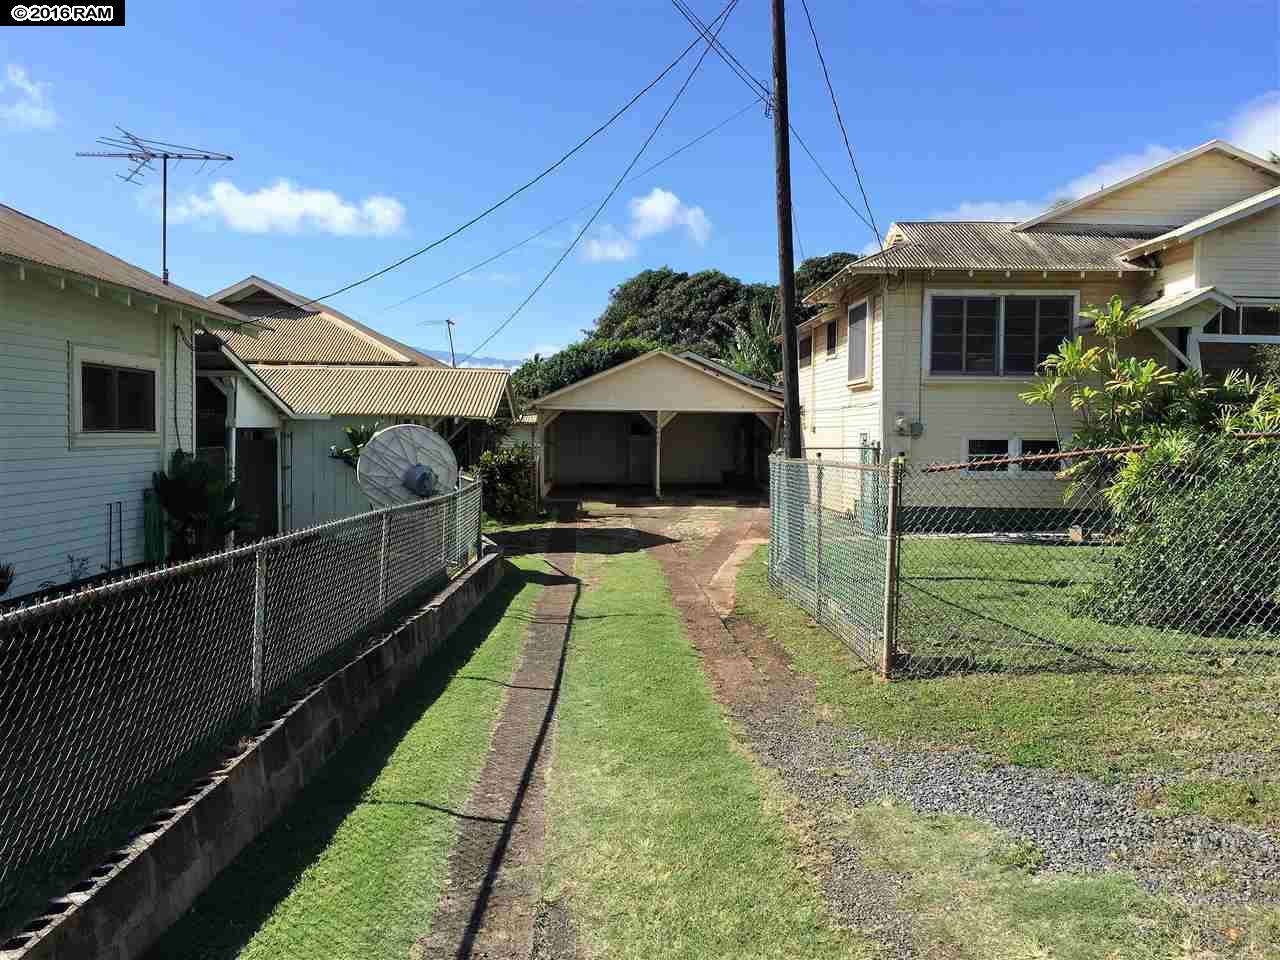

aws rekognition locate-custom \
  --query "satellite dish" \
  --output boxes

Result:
[356,424,459,508]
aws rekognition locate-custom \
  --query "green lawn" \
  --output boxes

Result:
[740,545,1280,825]
[539,546,872,959]
[146,557,546,960]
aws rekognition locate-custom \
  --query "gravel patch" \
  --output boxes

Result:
[741,709,1280,907]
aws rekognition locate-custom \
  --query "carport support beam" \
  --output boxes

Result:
[655,411,678,500]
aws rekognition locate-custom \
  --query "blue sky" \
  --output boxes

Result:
[2,0,1277,365]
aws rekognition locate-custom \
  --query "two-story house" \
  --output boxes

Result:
[797,140,1280,484]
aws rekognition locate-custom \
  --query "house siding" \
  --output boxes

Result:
[1145,242,1198,300]
[0,269,194,598]
[797,278,884,462]
[1196,205,1280,298]
[1046,152,1278,228]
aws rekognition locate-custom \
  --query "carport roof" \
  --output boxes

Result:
[533,350,783,412]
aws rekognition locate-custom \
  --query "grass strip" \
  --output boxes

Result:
[147,557,546,960]
[541,547,869,959]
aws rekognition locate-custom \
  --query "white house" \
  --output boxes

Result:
[198,276,516,534]
[0,204,254,598]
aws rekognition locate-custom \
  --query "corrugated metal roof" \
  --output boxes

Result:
[0,203,249,325]
[1122,186,1280,257]
[678,350,783,394]
[210,276,443,366]
[805,221,1157,304]
[223,309,414,364]
[1132,286,1236,329]
[249,364,513,418]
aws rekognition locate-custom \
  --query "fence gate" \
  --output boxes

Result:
[769,454,893,670]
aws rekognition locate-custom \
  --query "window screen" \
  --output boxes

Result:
[798,335,812,368]
[82,363,156,432]
[931,297,998,373]
[967,438,1009,472]
[848,302,868,381]
[1019,438,1061,472]
[826,320,838,355]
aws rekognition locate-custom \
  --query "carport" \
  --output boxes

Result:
[532,351,782,498]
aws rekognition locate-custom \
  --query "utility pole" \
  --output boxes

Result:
[78,128,233,284]
[771,0,803,458]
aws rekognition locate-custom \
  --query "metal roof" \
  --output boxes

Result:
[0,203,250,326]
[1132,286,1236,329]
[1122,186,1280,258]
[248,363,514,419]
[804,221,1156,304]
[678,350,783,394]
[210,275,443,366]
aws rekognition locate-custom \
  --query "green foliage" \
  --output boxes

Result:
[0,562,11,597]
[152,450,248,561]
[510,337,661,407]
[329,422,380,469]
[794,251,858,310]
[1252,343,1280,382]
[723,297,781,383]
[475,444,536,522]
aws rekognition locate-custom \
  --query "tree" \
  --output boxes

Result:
[794,252,857,302]
[510,337,663,408]
[152,450,249,561]
[723,298,781,383]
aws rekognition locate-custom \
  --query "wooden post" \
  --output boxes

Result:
[880,458,902,680]
[772,0,802,458]
[655,410,662,500]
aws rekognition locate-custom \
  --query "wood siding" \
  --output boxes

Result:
[1197,205,1280,298]
[1145,242,1198,300]
[796,278,884,460]
[0,269,193,598]
[1047,152,1278,228]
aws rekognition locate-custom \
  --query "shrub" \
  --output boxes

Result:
[475,444,536,522]
[152,450,249,561]
[1075,442,1280,628]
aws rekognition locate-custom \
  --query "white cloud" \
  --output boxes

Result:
[581,224,637,263]
[858,235,888,257]
[1061,144,1181,199]
[582,187,711,263]
[525,343,564,359]
[0,64,57,131]
[628,187,711,245]
[169,179,406,236]
[1226,90,1280,158]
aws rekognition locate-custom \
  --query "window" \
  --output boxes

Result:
[81,363,157,432]
[927,292,1077,376]
[1205,305,1280,336]
[1002,297,1072,373]
[798,334,812,368]
[1019,438,1062,472]
[965,437,1064,475]
[966,438,1009,472]
[826,319,838,356]
[848,301,868,382]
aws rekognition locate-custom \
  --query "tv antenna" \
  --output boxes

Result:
[77,127,233,284]
[418,316,458,366]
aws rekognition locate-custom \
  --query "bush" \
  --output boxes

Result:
[475,445,536,522]
[1076,443,1280,628]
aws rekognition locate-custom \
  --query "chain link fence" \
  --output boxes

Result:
[0,478,482,926]
[771,442,1280,679]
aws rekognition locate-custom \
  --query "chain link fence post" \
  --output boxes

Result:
[251,545,266,724]
[377,512,390,613]
[815,452,824,625]
[880,457,902,680]
[475,479,484,563]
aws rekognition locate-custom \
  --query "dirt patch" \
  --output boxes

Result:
[529,898,579,960]
[414,527,579,960]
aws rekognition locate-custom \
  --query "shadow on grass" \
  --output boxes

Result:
[144,560,537,960]
[490,527,673,558]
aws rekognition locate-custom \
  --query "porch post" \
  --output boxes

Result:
[655,410,663,500]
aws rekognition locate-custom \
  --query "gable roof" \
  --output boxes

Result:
[248,363,514,418]
[1121,186,1280,259]
[210,275,443,366]
[1132,286,1237,330]
[533,350,783,410]
[0,203,250,327]
[1014,140,1280,232]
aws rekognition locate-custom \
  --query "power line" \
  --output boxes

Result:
[671,0,879,238]
[797,0,883,253]
[458,0,737,364]
[381,99,760,315]
[251,0,739,323]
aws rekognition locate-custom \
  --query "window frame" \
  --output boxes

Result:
[70,345,163,449]
[923,289,1081,379]
[846,296,872,385]
[960,434,1068,478]
[798,333,812,368]
[1199,301,1280,343]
